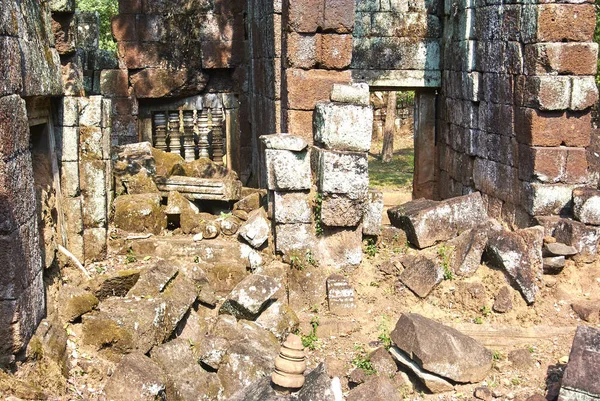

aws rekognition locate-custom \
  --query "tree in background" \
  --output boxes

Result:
[381,91,397,163]
[77,0,118,52]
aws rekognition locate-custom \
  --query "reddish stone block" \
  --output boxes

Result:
[318,34,353,69]
[288,0,324,33]
[285,68,351,110]
[100,69,129,97]
[515,107,591,147]
[130,68,209,98]
[565,148,589,183]
[524,43,598,76]
[119,0,142,13]
[285,109,314,145]
[201,40,244,68]
[52,13,76,55]
[536,4,596,43]
[287,32,317,69]
[518,145,566,183]
[323,0,355,33]
[136,14,167,42]
[515,75,571,111]
[117,42,166,69]
[111,97,136,115]
[111,15,137,41]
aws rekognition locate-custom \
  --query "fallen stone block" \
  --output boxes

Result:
[390,313,492,383]
[398,254,443,298]
[194,335,230,371]
[164,190,199,215]
[88,269,140,300]
[573,188,600,225]
[113,141,156,177]
[172,157,238,180]
[313,102,373,152]
[239,209,270,249]
[558,325,600,401]
[554,219,600,263]
[255,300,300,341]
[347,374,401,400]
[128,260,179,298]
[102,353,168,401]
[486,226,545,304]
[389,346,454,393]
[493,286,513,313]
[544,242,578,257]
[447,222,490,277]
[151,147,184,177]
[121,169,159,195]
[234,192,262,213]
[369,347,398,378]
[362,188,384,236]
[294,363,336,401]
[326,274,356,316]
[543,256,566,274]
[388,192,487,249]
[260,133,308,152]
[154,175,242,202]
[571,300,600,323]
[113,193,166,235]
[57,285,98,323]
[228,376,286,401]
[219,274,282,320]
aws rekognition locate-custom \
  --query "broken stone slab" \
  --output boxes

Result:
[493,286,513,313]
[102,353,168,401]
[171,157,238,180]
[164,190,199,215]
[260,134,308,152]
[321,194,364,227]
[234,192,263,213]
[571,300,600,323]
[239,208,270,249]
[485,226,545,304]
[573,187,600,225]
[389,347,454,393]
[369,347,398,378]
[113,193,167,235]
[229,376,289,401]
[388,192,487,249]
[330,82,370,106]
[326,274,356,316]
[194,335,230,371]
[294,363,336,401]
[57,285,99,323]
[121,168,160,195]
[255,300,300,341]
[313,102,373,152]
[362,188,384,236]
[88,269,140,300]
[150,338,221,401]
[273,191,313,224]
[558,325,600,401]
[265,149,312,191]
[315,148,369,199]
[554,219,600,263]
[543,256,566,274]
[347,374,401,400]
[155,175,242,201]
[127,260,179,298]
[113,141,156,177]
[544,242,578,257]
[390,313,493,383]
[219,274,282,320]
[398,254,443,298]
[447,222,490,277]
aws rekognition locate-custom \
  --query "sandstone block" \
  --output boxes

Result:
[79,96,103,127]
[330,82,370,105]
[313,102,373,152]
[323,0,355,32]
[239,209,270,249]
[220,274,282,320]
[362,188,384,236]
[519,146,589,184]
[516,75,571,111]
[315,225,363,267]
[130,68,209,98]
[273,191,312,224]
[533,4,596,43]
[100,69,129,97]
[288,0,324,32]
[388,193,487,249]
[543,256,566,274]
[515,108,591,147]
[287,32,317,68]
[83,228,107,262]
[255,301,300,341]
[0,95,29,159]
[103,353,168,401]
[493,286,513,313]
[524,183,576,216]
[321,194,364,227]
[260,134,308,151]
[390,347,453,393]
[571,76,599,111]
[573,188,600,225]
[285,68,352,110]
[264,149,311,190]
[391,313,492,383]
[447,223,490,277]
[275,223,315,254]
[558,326,600,401]
[56,127,79,162]
[318,33,353,69]
[316,148,369,198]
[524,43,598,76]
[399,254,443,297]
[113,194,166,235]
[554,218,600,263]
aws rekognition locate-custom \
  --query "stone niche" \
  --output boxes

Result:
[138,93,241,173]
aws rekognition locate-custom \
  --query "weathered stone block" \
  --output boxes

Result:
[524,43,598,76]
[0,37,23,96]
[260,134,308,152]
[330,82,370,105]
[130,68,209,99]
[83,227,107,262]
[288,0,324,32]
[323,0,355,32]
[220,275,282,320]
[100,69,129,97]
[399,254,443,298]
[519,146,589,184]
[113,194,166,235]
[313,102,373,152]
[558,326,600,401]
[315,225,362,267]
[515,108,591,147]
[326,274,356,316]
[264,149,311,190]
[533,4,596,43]
[524,182,576,216]
[239,209,270,249]
[321,194,364,227]
[49,0,76,12]
[316,148,369,198]
[60,161,79,198]
[103,353,168,401]
[287,32,317,69]
[573,188,600,225]
[554,218,600,263]
[571,76,599,111]
[362,188,384,236]
[0,153,36,235]
[285,68,352,110]
[80,159,107,228]
[388,192,487,249]
[273,191,312,224]
[79,96,103,127]
[0,95,29,159]
[318,33,353,69]
[275,223,315,254]
[516,75,571,111]
[51,13,76,55]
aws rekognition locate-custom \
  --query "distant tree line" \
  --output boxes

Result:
[77,0,118,52]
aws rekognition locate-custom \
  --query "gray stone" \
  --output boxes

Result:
[474,387,493,401]
[315,225,363,268]
[554,219,600,263]
[321,194,364,227]
[330,83,370,106]
[493,286,513,313]
[388,193,487,249]
[447,223,489,277]
[57,285,98,323]
[234,192,263,213]
[326,274,356,316]
[275,223,315,255]
[239,209,270,249]
[369,347,398,377]
[294,363,336,401]
[113,141,156,177]
[362,188,384,236]
[571,301,600,324]
[313,102,373,152]
[103,353,168,401]
[486,226,545,304]
[229,376,288,401]
[274,191,312,224]
[49,0,76,13]
[545,242,578,257]
[391,313,493,383]
[219,274,282,320]
[128,260,179,297]
[58,97,79,127]
[79,96,103,127]
[195,335,230,370]
[56,127,79,162]
[255,300,300,341]
[316,148,369,199]
[524,183,575,216]
[543,256,566,275]
[265,149,311,191]
[573,188,600,225]
[389,347,454,393]
[398,254,443,298]
[347,375,401,400]
[260,134,308,151]
[558,326,600,401]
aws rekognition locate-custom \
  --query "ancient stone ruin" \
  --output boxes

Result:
[2,0,600,399]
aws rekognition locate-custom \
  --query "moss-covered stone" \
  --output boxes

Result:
[123,169,159,194]
[58,285,99,323]
[114,194,167,235]
[152,147,184,177]
[89,269,140,300]
[170,157,238,180]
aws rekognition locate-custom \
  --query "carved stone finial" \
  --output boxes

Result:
[272,333,306,390]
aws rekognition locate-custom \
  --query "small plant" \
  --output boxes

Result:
[492,350,501,361]
[352,344,376,375]
[437,245,454,280]
[369,281,380,288]
[474,316,483,325]
[301,316,320,351]
[527,345,535,353]
[305,250,316,266]
[290,255,304,270]
[364,238,378,258]
[193,255,200,263]
[511,377,521,386]
[125,248,137,264]
[314,193,324,237]
[219,211,233,219]
[377,315,392,350]
[481,305,492,317]
[95,265,106,274]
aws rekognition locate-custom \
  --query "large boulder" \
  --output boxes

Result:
[388,193,487,249]
[114,194,166,235]
[219,274,282,320]
[390,313,492,383]
[558,325,600,401]
[102,353,168,401]
[486,226,544,304]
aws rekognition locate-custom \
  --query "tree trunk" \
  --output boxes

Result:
[381,91,397,163]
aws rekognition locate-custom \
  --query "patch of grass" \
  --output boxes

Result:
[481,305,492,317]
[125,249,137,264]
[368,148,414,190]
[493,350,501,360]
[364,238,378,257]
[314,193,324,237]
[352,344,376,375]
[377,315,392,350]
[474,316,483,325]
[301,316,320,351]
[437,245,454,280]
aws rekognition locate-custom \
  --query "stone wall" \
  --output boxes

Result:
[438,0,599,228]
[0,0,62,365]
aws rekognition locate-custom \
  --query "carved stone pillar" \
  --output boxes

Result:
[198,108,210,159]
[153,112,168,152]
[168,111,181,156]
[182,110,195,161]
[211,105,224,165]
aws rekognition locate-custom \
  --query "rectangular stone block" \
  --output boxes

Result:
[330,83,369,105]
[326,274,356,316]
[523,182,576,216]
[573,188,600,225]
[63,197,84,261]
[318,33,353,69]
[273,191,313,224]
[287,32,318,69]
[84,227,107,262]
[323,0,355,33]
[515,107,591,147]
[80,159,107,228]
[473,158,520,204]
[571,76,599,111]
[531,4,596,43]
[363,188,384,236]
[315,148,369,198]
[0,153,36,235]
[286,109,314,145]
[321,194,364,227]
[313,102,373,152]
[52,13,76,55]
[100,70,129,97]
[554,219,600,263]
[515,75,571,111]
[275,223,315,254]
[288,0,325,32]
[60,161,80,198]
[0,95,29,159]
[559,326,600,401]
[524,43,598,76]
[264,149,312,191]
[55,126,79,162]
[0,37,23,97]
[285,68,352,111]
[79,96,103,127]
[519,145,589,184]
